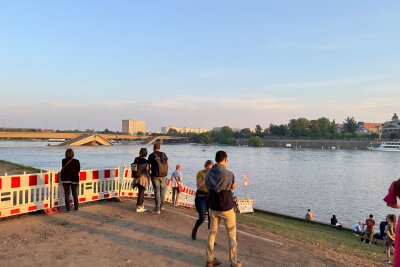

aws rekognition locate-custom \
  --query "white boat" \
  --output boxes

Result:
[368,141,400,151]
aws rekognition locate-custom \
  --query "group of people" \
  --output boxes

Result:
[60,144,242,267]
[305,207,397,264]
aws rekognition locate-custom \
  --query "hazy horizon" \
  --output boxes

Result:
[1,1,399,132]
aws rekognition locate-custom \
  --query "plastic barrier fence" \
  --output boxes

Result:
[236,199,255,214]
[165,179,196,208]
[0,172,50,218]
[120,168,154,198]
[51,168,120,208]
[121,168,195,207]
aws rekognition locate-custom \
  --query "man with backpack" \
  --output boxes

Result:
[148,142,169,214]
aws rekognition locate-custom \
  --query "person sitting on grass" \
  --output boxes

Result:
[305,209,314,221]
[330,215,343,231]
[352,222,363,236]
[384,214,396,264]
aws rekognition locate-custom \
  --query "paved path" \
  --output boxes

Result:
[0,199,370,266]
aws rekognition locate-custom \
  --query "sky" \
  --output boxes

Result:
[1,1,400,132]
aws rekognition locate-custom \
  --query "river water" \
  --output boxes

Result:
[1,140,399,228]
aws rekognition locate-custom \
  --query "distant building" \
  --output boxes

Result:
[357,122,382,134]
[213,127,241,133]
[161,126,209,134]
[382,113,400,139]
[122,119,146,135]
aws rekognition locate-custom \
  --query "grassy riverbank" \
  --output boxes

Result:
[237,210,385,264]
[0,159,43,174]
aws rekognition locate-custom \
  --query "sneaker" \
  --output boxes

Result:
[136,207,146,213]
[385,259,391,264]
[152,209,161,214]
[206,258,221,267]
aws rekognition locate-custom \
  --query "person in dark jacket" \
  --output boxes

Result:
[132,148,150,212]
[61,148,80,211]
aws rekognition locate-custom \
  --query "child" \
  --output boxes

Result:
[170,165,182,206]
[385,214,396,264]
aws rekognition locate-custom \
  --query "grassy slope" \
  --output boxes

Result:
[237,211,384,264]
[0,159,44,173]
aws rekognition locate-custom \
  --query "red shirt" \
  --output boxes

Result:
[366,218,375,230]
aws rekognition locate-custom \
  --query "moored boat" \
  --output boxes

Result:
[367,141,400,151]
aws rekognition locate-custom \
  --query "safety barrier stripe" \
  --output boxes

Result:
[0,172,51,218]
[0,166,254,218]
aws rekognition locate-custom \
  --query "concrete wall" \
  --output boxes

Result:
[239,139,374,150]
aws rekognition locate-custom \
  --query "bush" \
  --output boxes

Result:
[249,136,262,147]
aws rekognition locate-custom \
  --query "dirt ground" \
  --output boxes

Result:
[0,198,382,267]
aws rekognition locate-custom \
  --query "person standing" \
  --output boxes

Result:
[132,148,150,212]
[170,165,183,206]
[191,160,213,240]
[384,179,400,267]
[206,151,242,267]
[148,142,168,214]
[365,214,376,243]
[384,214,396,264]
[60,148,80,211]
[305,209,314,221]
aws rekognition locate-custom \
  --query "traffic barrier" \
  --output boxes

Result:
[120,168,154,198]
[0,172,50,218]
[51,168,120,208]
[236,198,255,214]
[165,179,196,208]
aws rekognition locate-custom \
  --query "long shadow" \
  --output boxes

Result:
[67,209,207,249]
[43,215,203,266]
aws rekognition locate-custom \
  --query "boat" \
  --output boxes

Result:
[367,141,400,151]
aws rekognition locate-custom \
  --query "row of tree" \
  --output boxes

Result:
[176,117,380,146]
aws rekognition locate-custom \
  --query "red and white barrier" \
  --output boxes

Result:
[165,179,196,208]
[120,168,154,198]
[0,172,51,218]
[236,198,255,214]
[51,168,120,208]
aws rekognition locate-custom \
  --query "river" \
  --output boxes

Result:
[0,140,398,228]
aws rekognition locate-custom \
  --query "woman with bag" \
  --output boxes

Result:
[170,165,183,206]
[191,160,213,240]
[132,148,150,212]
[61,148,80,211]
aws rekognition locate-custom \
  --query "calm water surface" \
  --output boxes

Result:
[1,140,399,227]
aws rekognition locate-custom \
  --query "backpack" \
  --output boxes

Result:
[131,158,143,178]
[153,152,168,177]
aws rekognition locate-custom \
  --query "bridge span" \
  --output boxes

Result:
[0,132,187,144]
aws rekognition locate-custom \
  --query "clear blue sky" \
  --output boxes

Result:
[1,1,399,131]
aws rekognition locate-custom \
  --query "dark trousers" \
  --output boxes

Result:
[62,183,79,211]
[194,195,210,231]
[172,187,179,205]
[136,184,146,206]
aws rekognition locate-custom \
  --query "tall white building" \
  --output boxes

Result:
[122,119,146,135]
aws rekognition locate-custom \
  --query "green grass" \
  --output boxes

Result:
[0,159,44,173]
[237,211,385,264]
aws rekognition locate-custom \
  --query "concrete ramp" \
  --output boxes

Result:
[58,134,113,146]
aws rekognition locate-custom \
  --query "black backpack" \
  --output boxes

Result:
[131,158,142,178]
[153,152,168,177]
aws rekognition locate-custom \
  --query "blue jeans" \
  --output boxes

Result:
[194,195,210,231]
[151,176,166,211]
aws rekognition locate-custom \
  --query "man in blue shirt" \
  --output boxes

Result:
[205,151,241,267]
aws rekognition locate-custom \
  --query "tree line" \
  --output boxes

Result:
[168,117,380,146]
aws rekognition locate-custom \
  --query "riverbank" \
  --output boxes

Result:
[0,159,44,175]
